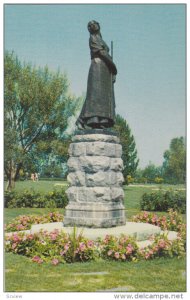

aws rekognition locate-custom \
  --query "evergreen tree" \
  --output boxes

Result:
[114,114,139,184]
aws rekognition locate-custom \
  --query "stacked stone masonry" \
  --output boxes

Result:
[64,132,126,228]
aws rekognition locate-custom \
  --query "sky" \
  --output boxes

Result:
[4,3,186,168]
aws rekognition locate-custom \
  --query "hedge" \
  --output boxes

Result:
[140,189,186,213]
[4,189,68,208]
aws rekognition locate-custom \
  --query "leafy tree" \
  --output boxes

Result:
[114,114,139,184]
[141,163,163,183]
[4,51,78,190]
[142,162,162,183]
[134,165,163,184]
[162,137,186,184]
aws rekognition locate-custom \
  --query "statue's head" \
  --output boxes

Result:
[87,20,100,34]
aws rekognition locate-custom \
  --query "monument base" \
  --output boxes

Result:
[64,130,126,228]
[64,202,126,228]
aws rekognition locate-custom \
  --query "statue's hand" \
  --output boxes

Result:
[112,75,116,83]
[99,50,117,75]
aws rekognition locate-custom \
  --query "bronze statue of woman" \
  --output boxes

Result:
[76,20,117,129]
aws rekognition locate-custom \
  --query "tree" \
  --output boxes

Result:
[162,137,186,184]
[114,114,139,184]
[141,163,162,183]
[4,51,78,190]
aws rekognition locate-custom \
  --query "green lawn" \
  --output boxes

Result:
[5,253,186,292]
[4,182,186,292]
[5,179,68,193]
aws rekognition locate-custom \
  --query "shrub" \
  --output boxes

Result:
[127,175,135,184]
[154,177,164,184]
[5,211,63,232]
[5,229,186,265]
[138,233,185,260]
[99,234,139,261]
[132,209,186,249]
[5,229,98,264]
[140,189,186,213]
[132,209,184,231]
[4,189,68,208]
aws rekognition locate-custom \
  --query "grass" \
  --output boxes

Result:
[4,208,65,224]
[4,182,186,292]
[5,253,186,292]
[5,179,68,193]
[124,184,186,220]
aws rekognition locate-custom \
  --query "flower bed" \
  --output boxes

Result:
[5,211,63,232]
[5,230,185,265]
[4,210,186,265]
[132,209,186,249]
[132,209,185,234]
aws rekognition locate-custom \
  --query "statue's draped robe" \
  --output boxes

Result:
[77,34,116,128]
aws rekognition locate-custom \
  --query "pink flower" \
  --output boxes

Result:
[32,256,43,264]
[119,238,125,245]
[107,250,113,256]
[12,234,20,242]
[16,224,25,230]
[121,254,126,260]
[60,250,65,256]
[145,253,150,259]
[12,243,17,249]
[153,246,159,252]
[126,244,133,255]
[149,250,154,256]
[50,233,57,240]
[52,258,59,265]
[79,242,86,251]
[143,212,148,218]
[114,252,120,259]
[27,234,34,240]
[158,239,166,249]
[151,216,158,224]
[87,240,94,248]
[64,243,70,251]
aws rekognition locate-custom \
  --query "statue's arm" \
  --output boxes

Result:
[98,50,117,75]
[90,35,117,75]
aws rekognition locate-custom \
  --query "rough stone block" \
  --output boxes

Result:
[65,132,126,227]
[117,172,124,185]
[115,144,122,157]
[85,171,123,187]
[67,171,86,186]
[67,156,124,173]
[111,187,124,202]
[110,158,123,171]
[66,186,114,203]
[73,133,120,144]
[79,156,110,172]
[69,143,86,156]
[86,142,107,156]
[67,157,79,172]
[86,171,107,187]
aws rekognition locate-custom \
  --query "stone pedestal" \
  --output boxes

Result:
[64,129,126,228]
